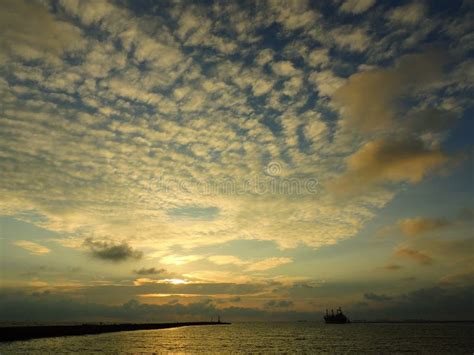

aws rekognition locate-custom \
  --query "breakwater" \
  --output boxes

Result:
[0,321,231,342]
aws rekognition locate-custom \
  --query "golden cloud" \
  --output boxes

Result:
[0,0,85,62]
[398,217,451,236]
[383,263,403,271]
[331,138,449,195]
[340,0,376,14]
[245,257,292,272]
[12,240,51,255]
[333,50,446,132]
[394,247,433,265]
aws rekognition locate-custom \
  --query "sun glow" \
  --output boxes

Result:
[162,278,188,285]
[139,293,201,298]
[133,278,191,286]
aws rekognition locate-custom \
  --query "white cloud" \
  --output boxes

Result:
[272,61,299,76]
[161,255,204,265]
[387,3,426,25]
[255,49,274,66]
[309,70,346,97]
[282,76,303,96]
[252,79,274,96]
[331,26,371,52]
[59,0,114,26]
[246,257,293,271]
[268,0,320,31]
[208,255,247,266]
[304,120,328,144]
[340,0,376,14]
[207,255,293,272]
[12,240,51,255]
[307,48,330,68]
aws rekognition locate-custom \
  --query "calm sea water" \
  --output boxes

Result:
[0,322,473,354]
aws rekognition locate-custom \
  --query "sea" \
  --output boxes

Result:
[0,322,473,354]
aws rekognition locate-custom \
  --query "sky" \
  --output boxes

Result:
[0,0,473,322]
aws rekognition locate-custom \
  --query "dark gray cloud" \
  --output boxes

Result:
[1,283,473,323]
[0,290,319,323]
[54,282,268,305]
[84,238,143,262]
[458,208,474,221]
[275,280,385,299]
[94,282,261,296]
[217,296,242,304]
[383,263,403,271]
[349,285,474,321]
[395,247,434,265]
[387,285,474,320]
[265,300,294,308]
[364,292,393,302]
[133,267,167,275]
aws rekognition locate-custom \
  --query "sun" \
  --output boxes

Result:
[164,278,188,285]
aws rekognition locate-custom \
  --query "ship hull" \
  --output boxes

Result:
[324,308,350,324]
[324,318,350,324]
[324,315,350,324]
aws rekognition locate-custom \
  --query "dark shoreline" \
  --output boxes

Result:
[0,321,231,342]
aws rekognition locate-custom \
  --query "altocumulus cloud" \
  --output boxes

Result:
[0,0,470,255]
[84,238,142,262]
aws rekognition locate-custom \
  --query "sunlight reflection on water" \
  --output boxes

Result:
[1,322,473,353]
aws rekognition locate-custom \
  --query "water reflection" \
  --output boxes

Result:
[1,322,473,353]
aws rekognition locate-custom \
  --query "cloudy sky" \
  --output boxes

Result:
[0,0,473,322]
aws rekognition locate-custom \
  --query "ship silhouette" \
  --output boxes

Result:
[324,307,350,324]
